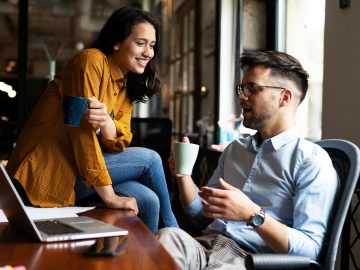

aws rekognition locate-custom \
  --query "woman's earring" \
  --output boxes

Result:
[114,45,119,51]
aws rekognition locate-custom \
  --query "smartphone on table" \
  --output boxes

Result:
[84,236,128,257]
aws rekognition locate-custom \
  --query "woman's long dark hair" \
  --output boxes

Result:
[92,6,161,103]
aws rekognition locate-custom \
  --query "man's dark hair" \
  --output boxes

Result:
[240,50,309,103]
[92,6,161,103]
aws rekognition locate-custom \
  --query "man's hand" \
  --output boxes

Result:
[210,142,230,152]
[168,136,198,206]
[200,178,289,253]
[199,178,260,221]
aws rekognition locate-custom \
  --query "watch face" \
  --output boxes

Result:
[253,214,264,226]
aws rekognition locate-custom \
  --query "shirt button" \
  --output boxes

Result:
[114,93,117,96]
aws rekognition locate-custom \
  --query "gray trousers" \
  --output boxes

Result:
[157,227,248,270]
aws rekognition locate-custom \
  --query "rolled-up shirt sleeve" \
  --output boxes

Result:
[99,110,133,152]
[184,151,226,229]
[183,186,213,229]
[67,121,113,187]
[288,148,339,260]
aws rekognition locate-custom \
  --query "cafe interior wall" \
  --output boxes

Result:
[3,0,358,147]
[0,0,145,122]
[322,0,360,148]
[323,2,360,269]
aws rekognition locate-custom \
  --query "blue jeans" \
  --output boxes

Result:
[75,147,178,234]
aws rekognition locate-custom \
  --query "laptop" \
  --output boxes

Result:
[0,163,128,242]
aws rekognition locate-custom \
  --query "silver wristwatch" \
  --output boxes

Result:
[247,208,265,228]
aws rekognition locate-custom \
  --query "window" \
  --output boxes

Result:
[283,0,326,140]
[218,0,325,142]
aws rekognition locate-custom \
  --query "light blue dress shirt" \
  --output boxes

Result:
[184,126,338,260]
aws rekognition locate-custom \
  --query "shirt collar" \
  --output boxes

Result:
[251,125,301,151]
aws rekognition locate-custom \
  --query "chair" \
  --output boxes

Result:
[245,139,360,270]
[192,147,222,188]
[129,117,174,195]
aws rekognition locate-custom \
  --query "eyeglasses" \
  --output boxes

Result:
[235,82,285,97]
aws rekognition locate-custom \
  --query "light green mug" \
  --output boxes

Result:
[173,142,199,175]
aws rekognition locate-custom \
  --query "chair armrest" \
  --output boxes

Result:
[245,254,321,270]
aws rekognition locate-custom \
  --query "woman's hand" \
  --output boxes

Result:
[95,185,139,215]
[85,96,117,138]
[85,97,112,128]
[105,195,139,215]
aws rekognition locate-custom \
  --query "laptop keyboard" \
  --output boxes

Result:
[35,220,83,235]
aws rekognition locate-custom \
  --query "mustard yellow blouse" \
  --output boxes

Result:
[6,48,133,207]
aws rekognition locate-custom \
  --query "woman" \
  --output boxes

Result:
[6,6,178,234]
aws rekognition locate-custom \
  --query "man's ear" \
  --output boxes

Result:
[279,89,292,107]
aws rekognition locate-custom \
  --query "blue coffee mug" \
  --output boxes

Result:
[63,95,89,127]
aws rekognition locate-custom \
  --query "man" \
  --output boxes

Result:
[157,50,338,270]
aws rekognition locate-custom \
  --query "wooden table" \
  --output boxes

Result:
[0,208,179,270]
